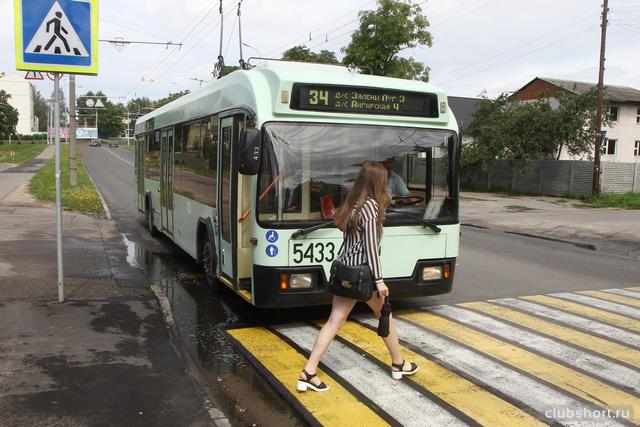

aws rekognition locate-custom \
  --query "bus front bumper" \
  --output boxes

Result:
[252,259,455,308]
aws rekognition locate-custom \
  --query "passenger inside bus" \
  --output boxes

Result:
[382,157,410,198]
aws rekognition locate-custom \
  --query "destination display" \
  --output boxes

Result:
[290,84,439,117]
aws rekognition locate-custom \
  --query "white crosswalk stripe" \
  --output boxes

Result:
[428,305,640,393]
[601,288,640,299]
[552,292,640,319]
[490,298,640,348]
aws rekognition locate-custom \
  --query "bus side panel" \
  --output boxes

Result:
[172,193,216,260]
[444,224,460,258]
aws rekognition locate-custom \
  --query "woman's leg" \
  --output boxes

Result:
[302,295,357,383]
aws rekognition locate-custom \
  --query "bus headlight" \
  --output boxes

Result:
[422,266,442,281]
[290,273,313,289]
[422,264,452,281]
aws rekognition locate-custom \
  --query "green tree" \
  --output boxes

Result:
[342,0,432,81]
[463,90,602,170]
[282,45,340,64]
[0,90,19,138]
[76,91,125,138]
[33,89,49,132]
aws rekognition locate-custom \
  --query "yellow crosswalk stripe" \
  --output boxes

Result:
[316,319,546,427]
[578,290,640,309]
[522,295,640,333]
[460,301,640,368]
[227,327,389,427]
[398,311,640,423]
[627,287,640,292]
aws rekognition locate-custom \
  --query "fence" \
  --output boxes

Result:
[462,160,640,196]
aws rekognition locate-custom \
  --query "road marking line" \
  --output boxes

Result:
[432,305,640,391]
[101,147,133,166]
[274,323,466,427]
[627,287,640,292]
[315,319,546,427]
[354,314,625,427]
[521,295,640,333]
[397,310,640,423]
[492,298,640,349]
[461,301,640,368]
[84,164,111,220]
[551,293,640,320]
[226,327,388,427]
[604,288,640,300]
[578,290,640,309]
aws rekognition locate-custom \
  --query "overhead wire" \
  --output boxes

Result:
[125,1,220,98]
[433,24,597,87]
[135,5,237,97]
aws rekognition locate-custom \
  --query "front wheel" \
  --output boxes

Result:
[201,233,218,288]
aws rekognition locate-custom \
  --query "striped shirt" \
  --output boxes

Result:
[339,198,384,285]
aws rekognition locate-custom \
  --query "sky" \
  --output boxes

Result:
[1,0,639,104]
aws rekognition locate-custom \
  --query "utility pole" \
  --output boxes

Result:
[69,75,77,186]
[592,0,609,195]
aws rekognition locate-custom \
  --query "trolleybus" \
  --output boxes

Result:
[135,60,460,308]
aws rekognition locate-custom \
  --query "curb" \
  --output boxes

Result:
[84,162,112,220]
[150,285,231,427]
[461,223,599,251]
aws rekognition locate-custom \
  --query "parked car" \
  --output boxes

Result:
[89,139,100,147]
[108,141,118,148]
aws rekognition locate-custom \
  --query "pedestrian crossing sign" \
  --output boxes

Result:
[14,0,98,75]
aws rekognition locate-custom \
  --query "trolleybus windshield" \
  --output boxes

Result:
[258,123,458,227]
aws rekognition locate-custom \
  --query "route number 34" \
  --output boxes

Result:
[292,242,336,264]
[308,90,329,106]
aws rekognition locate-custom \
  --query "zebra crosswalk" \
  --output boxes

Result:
[224,287,640,426]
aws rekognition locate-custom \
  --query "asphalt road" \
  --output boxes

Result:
[81,144,639,305]
[80,144,640,425]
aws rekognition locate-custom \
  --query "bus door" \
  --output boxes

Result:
[136,136,145,211]
[217,117,236,284]
[160,128,174,234]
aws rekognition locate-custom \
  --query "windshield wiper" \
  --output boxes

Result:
[291,220,335,239]
[387,208,441,233]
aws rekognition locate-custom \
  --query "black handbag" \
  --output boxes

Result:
[327,259,374,301]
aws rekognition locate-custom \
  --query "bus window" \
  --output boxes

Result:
[145,132,160,180]
[258,123,458,226]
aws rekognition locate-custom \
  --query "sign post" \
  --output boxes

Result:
[14,0,98,303]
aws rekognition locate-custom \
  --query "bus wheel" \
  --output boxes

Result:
[201,234,218,287]
[147,207,159,237]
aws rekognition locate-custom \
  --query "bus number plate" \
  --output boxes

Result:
[291,242,336,264]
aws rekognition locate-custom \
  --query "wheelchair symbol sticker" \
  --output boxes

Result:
[266,230,279,243]
[266,245,278,257]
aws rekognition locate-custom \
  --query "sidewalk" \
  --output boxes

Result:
[0,157,221,426]
[460,192,640,255]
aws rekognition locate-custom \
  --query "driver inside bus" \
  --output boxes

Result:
[382,157,410,198]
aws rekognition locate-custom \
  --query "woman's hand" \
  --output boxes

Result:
[376,282,389,298]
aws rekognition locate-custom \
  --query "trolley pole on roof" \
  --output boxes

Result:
[592,0,609,195]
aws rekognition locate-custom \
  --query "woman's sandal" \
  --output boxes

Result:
[391,360,419,380]
[296,369,330,392]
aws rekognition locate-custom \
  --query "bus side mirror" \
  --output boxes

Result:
[238,128,261,175]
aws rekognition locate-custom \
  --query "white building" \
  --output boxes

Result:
[513,77,640,163]
[0,72,35,135]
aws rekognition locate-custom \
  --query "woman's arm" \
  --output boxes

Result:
[361,200,383,284]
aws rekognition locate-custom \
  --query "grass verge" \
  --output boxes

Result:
[29,145,104,216]
[580,192,640,209]
[0,144,47,165]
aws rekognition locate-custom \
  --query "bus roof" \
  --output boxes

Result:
[135,61,454,134]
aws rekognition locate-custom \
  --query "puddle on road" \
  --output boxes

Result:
[119,233,305,426]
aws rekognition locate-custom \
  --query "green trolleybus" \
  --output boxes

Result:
[135,61,459,308]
